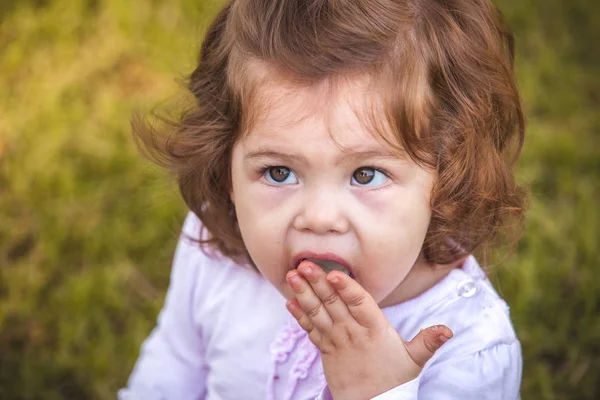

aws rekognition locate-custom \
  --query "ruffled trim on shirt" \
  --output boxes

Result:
[267,316,321,400]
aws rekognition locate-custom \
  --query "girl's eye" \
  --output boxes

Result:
[264,166,298,185]
[351,167,388,187]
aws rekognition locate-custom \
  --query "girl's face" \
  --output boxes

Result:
[230,78,435,305]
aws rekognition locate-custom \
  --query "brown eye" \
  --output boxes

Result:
[352,167,375,185]
[268,167,291,183]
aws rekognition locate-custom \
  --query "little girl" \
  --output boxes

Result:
[119,0,526,398]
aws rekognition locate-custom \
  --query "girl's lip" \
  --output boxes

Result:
[291,251,354,275]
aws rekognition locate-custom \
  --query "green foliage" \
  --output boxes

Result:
[0,0,597,399]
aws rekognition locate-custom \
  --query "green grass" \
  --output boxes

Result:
[0,0,598,399]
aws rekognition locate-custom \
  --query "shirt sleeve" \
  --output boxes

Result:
[314,341,521,400]
[118,213,208,400]
[417,341,522,400]
[314,378,419,400]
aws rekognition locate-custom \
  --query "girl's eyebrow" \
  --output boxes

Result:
[244,147,402,164]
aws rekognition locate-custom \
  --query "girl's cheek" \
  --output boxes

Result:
[255,186,294,209]
[352,187,397,213]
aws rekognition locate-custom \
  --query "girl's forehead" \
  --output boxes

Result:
[244,75,396,149]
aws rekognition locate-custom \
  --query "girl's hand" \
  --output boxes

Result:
[285,260,452,400]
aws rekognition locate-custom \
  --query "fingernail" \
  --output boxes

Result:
[438,332,452,344]
[285,300,301,318]
[440,326,453,339]
[299,264,312,275]
[327,276,340,285]
[287,272,301,286]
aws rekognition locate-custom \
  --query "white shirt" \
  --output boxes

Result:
[119,212,522,399]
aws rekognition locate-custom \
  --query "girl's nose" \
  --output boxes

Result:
[292,189,350,235]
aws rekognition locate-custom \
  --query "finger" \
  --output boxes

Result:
[286,298,317,335]
[286,270,334,331]
[404,325,453,368]
[297,260,352,323]
[327,271,383,328]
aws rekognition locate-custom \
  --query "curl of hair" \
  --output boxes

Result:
[133,0,527,267]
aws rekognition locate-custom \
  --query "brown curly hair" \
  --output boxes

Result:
[134,0,527,267]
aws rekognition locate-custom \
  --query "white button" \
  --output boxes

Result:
[457,280,477,298]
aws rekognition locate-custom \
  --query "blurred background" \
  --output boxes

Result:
[0,0,598,399]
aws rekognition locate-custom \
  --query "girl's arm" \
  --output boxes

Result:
[118,214,208,400]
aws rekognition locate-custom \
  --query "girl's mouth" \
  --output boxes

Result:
[302,258,355,279]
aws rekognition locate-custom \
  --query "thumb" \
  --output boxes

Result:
[404,325,453,368]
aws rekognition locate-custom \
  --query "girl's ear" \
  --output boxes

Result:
[230,189,235,205]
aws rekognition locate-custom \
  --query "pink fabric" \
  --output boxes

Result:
[267,318,323,400]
